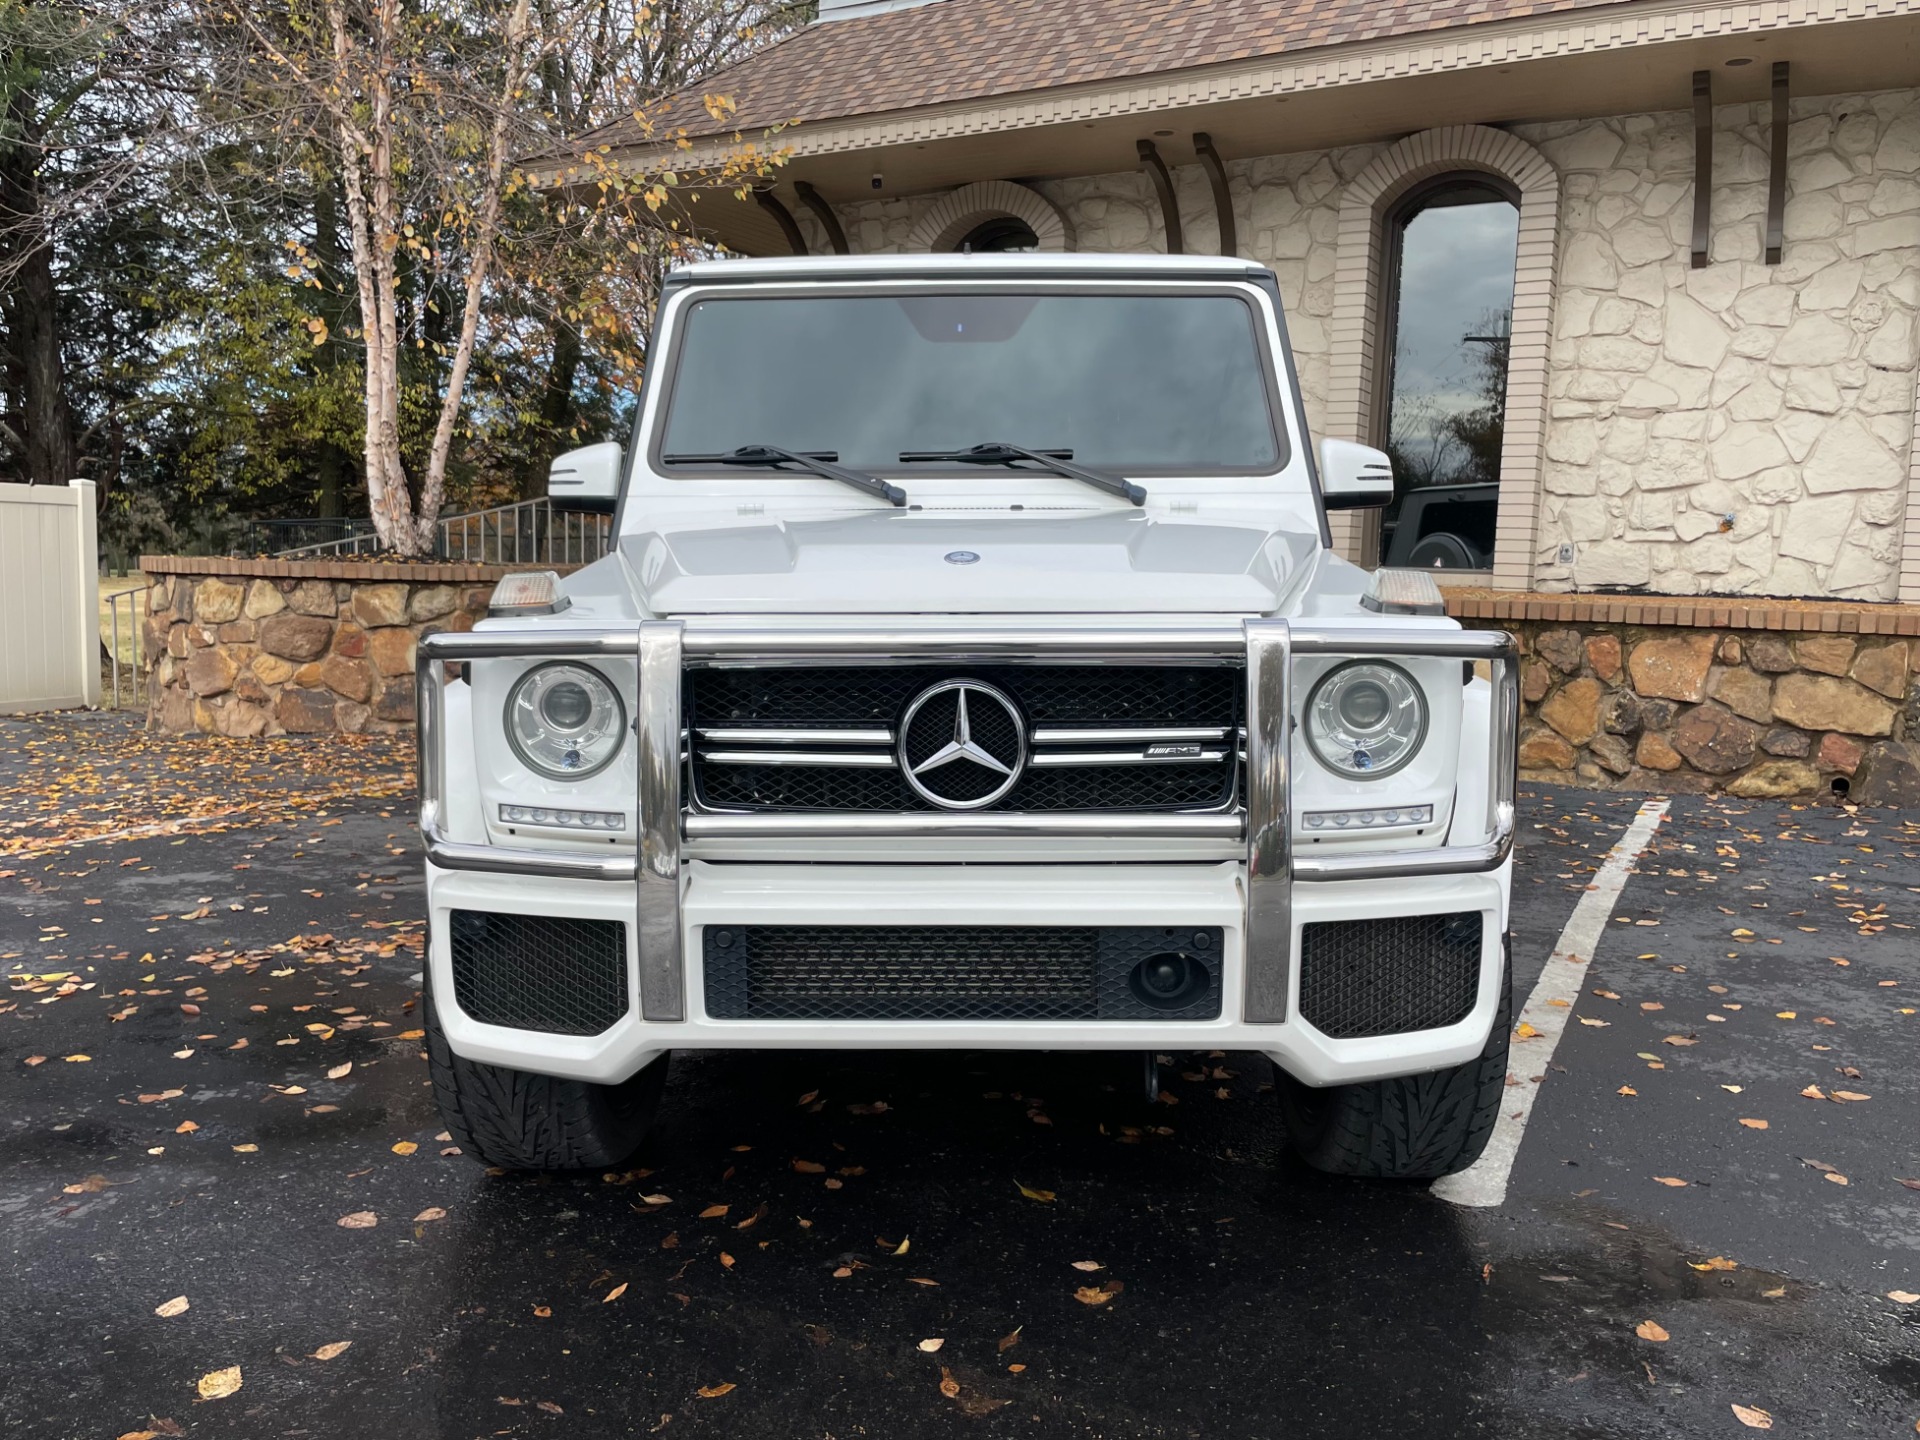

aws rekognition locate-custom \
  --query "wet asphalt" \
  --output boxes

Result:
[0,714,1915,1439]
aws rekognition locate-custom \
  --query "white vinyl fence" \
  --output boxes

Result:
[0,480,101,712]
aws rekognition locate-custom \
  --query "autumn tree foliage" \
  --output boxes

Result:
[0,0,804,556]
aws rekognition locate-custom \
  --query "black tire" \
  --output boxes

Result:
[425,976,669,1171]
[1276,944,1512,1180]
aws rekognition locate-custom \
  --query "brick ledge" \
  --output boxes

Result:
[1444,589,1920,637]
[141,554,580,584]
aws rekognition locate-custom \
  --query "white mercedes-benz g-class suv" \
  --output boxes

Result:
[417,253,1518,1181]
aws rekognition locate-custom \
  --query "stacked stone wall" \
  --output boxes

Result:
[140,559,515,736]
[1506,617,1920,802]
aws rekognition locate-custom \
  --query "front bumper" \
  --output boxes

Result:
[427,857,1511,1088]
[417,617,1518,1086]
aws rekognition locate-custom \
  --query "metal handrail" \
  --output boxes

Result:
[103,586,145,710]
[278,496,613,565]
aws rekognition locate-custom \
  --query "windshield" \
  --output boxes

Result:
[657,289,1285,475]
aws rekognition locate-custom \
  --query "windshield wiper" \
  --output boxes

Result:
[662,445,906,507]
[897,442,1146,506]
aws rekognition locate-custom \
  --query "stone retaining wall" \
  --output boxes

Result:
[1451,592,1920,804]
[139,556,537,737]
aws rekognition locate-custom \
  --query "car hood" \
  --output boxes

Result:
[618,510,1316,615]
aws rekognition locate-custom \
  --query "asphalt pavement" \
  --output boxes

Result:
[1,713,1915,1439]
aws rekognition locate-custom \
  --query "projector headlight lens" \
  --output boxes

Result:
[506,663,625,780]
[1305,660,1427,780]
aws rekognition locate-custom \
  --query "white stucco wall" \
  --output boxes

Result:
[821,87,1920,600]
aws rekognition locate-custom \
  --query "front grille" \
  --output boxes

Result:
[1298,911,1482,1039]
[703,925,1222,1021]
[449,910,628,1035]
[688,664,1240,813]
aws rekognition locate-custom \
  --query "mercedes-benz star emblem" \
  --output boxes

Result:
[898,679,1027,811]
[943,550,980,565]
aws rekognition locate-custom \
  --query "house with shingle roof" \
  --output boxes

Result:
[567,0,1920,795]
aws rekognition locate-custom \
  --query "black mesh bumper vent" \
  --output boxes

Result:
[703,926,1222,1022]
[1298,911,1483,1039]
[449,910,628,1036]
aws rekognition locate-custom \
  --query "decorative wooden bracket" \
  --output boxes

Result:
[1765,62,1790,264]
[753,188,808,256]
[793,182,850,255]
[1691,69,1713,269]
[1192,132,1236,256]
[1136,138,1184,255]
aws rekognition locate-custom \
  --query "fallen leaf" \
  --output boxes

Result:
[1689,1256,1737,1272]
[792,1159,825,1174]
[603,1282,629,1303]
[1730,1403,1773,1430]
[1652,1176,1688,1188]
[1662,1035,1697,1047]
[155,1295,189,1318]
[720,1252,736,1269]
[1721,1085,1744,1094]
[1739,1118,1768,1130]
[1825,1172,1850,1186]
[907,1277,939,1286]
[891,1236,910,1256]
[196,1366,243,1400]
[938,1368,961,1400]
[23,1056,45,1067]
[391,1141,417,1156]
[1578,1017,1610,1027]
[326,1063,352,1080]
[533,1305,552,1318]
[312,1341,351,1361]
[62,1174,111,1194]
[1775,1011,1797,1020]
[174,1121,198,1135]
[637,1193,672,1206]
[1070,1260,1105,1272]
[413,1207,446,1223]
[1634,1320,1669,1342]
[62,1054,90,1063]
[696,1382,736,1399]
[998,1327,1023,1352]
[1073,1286,1114,1306]
[231,1143,257,1154]
[1888,1291,1919,1304]
[1514,1021,1539,1039]
[336,1211,377,1229]
[699,1204,728,1219]
[1800,1085,1827,1100]
[917,1338,945,1352]
[1016,1181,1055,1202]
[1831,1091,1871,1103]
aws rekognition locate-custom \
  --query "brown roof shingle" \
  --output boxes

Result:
[605,0,1641,149]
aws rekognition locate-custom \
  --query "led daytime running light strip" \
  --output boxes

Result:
[499,804,627,831]
[1303,804,1433,831]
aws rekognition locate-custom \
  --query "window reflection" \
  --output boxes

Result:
[1379,180,1518,571]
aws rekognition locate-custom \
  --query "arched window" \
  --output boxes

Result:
[1377,176,1520,572]
[957,216,1039,253]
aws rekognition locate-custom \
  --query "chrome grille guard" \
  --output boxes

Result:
[416,620,1518,1025]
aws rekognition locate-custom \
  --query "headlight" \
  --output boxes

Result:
[506,663,626,779]
[1304,661,1427,780]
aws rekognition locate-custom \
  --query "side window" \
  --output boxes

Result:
[1377,176,1519,571]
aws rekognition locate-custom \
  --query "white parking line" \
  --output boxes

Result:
[1432,796,1670,1210]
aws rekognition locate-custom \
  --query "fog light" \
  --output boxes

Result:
[1302,804,1433,832]
[1127,952,1209,1011]
[499,804,627,831]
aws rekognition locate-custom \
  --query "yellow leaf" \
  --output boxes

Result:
[603,1282,628,1303]
[1887,1290,1919,1304]
[1689,1256,1737,1272]
[154,1295,189,1318]
[697,1382,736,1399]
[1514,1022,1539,1039]
[1730,1403,1773,1430]
[413,1207,446,1223]
[312,1341,351,1360]
[1652,1176,1688,1187]
[63,1054,91,1063]
[1579,1017,1610,1027]
[196,1366,243,1400]
[175,1120,198,1134]
[1634,1320,1669,1342]
[1775,1011,1797,1020]
[231,1143,258,1153]
[396,1029,424,1040]
[391,1141,418,1156]
[699,1204,729,1219]
[1800,1085,1827,1099]
[1739,1118,1768,1130]
[1831,1091,1870,1102]
[1721,1084,1744,1094]
[891,1236,910,1256]
[1073,1286,1113,1306]
[918,1338,944,1352]
[1825,1172,1850,1186]
[1015,1181,1055,1202]
[720,1252,736,1269]
[327,1063,352,1080]
[1617,1086,1637,1096]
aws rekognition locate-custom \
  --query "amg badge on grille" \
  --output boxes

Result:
[898,679,1027,810]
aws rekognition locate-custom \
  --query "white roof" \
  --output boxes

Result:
[667,253,1268,283]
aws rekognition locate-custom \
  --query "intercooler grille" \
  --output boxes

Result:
[702,925,1223,1022]
[449,910,628,1036]
[1297,911,1483,1039]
